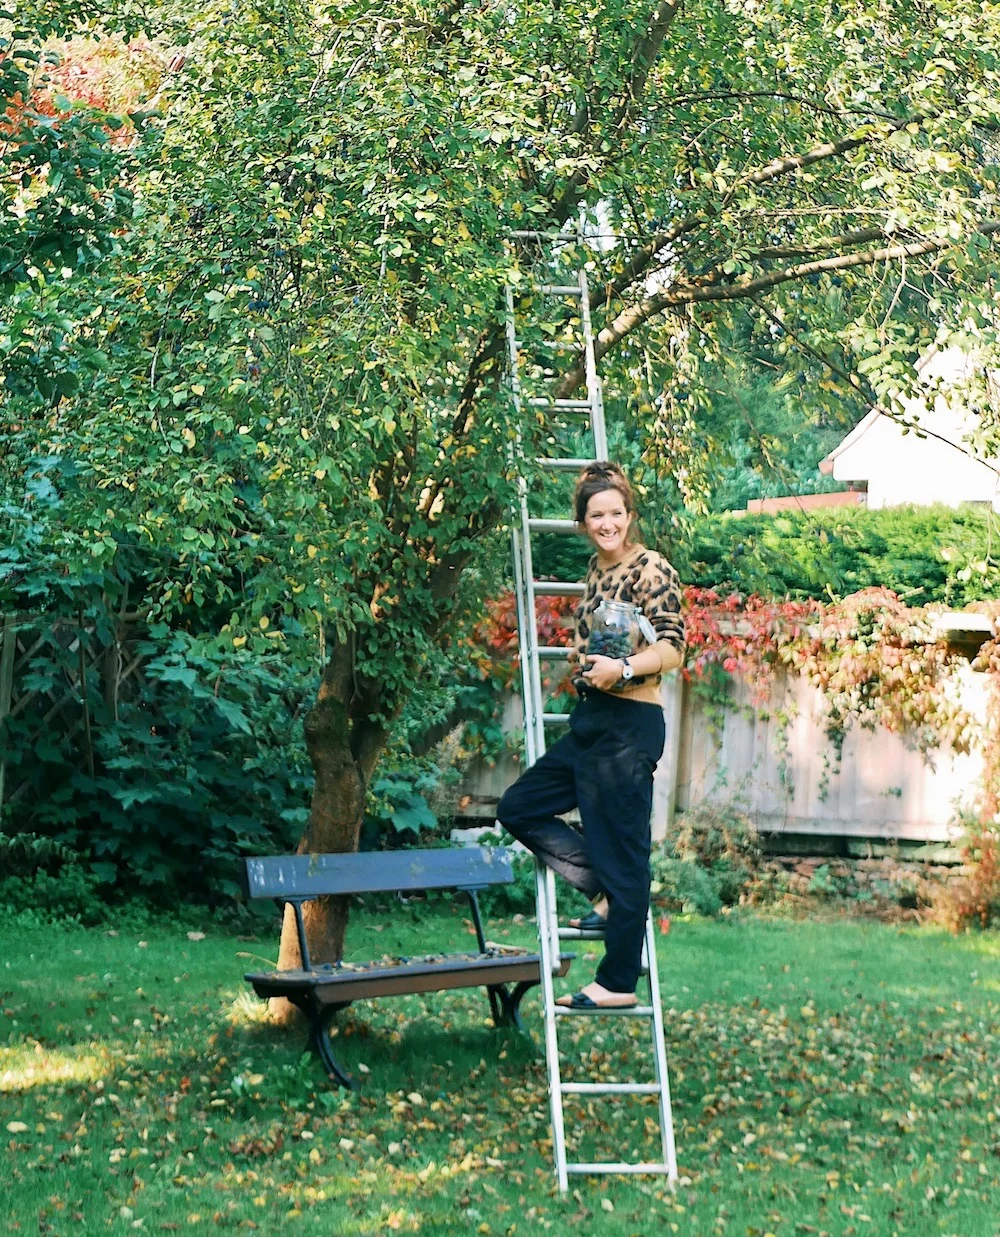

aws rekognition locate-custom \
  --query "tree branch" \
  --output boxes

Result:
[662,89,900,124]
[600,115,918,306]
[750,298,878,407]
[753,299,1000,477]
[747,227,887,262]
[551,0,685,220]
[556,221,1000,394]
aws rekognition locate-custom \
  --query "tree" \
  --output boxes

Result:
[0,9,140,407]
[7,0,1000,978]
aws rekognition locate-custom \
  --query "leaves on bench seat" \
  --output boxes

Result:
[313,945,531,974]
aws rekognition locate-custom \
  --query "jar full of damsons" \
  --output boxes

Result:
[576,600,657,691]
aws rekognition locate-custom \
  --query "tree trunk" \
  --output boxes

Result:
[268,561,463,1024]
[269,644,371,1024]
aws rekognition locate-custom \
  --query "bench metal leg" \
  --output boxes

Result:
[489,980,538,1033]
[287,992,356,1090]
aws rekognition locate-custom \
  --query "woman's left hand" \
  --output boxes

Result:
[581,655,625,690]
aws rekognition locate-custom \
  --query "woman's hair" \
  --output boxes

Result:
[572,461,638,533]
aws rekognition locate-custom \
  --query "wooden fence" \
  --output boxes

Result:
[0,613,144,817]
[459,667,988,848]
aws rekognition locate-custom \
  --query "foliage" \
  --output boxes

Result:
[683,585,978,759]
[0,20,138,408]
[364,770,441,845]
[11,1,1000,961]
[650,850,724,917]
[0,617,315,902]
[973,633,1000,820]
[9,0,1000,769]
[472,831,541,917]
[650,803,761,915]
[668,503,1000,605]
[0,832,105,923]
[665,802,762,905]
[475,580,981,763]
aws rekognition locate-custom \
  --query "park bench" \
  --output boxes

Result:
[242,845,573,1088]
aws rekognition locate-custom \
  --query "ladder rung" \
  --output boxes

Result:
[538,645,573,658]
[554,1005,655,1018]
[527,518,578,534]
[542,712,571,724]
[558,927,605,940]
[537,457,591,470]
[539,284,583,296]
[560,1083,661,1095]
[566,1162,671,1176]
[532,581,585,596]
[527,398,592,411]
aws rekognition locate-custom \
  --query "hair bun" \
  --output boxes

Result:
[583,460,623,478]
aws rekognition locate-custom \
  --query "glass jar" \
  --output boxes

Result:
[576,600,658,691]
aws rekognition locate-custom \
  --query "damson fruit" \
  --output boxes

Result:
[588,628,633,660]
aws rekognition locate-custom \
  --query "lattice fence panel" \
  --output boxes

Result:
[0,614,146,815]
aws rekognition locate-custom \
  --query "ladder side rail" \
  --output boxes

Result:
[514,506,547,764]
[504,284,560,975]
[644,913,679,1184]
[535,858,570,1192]
[504,285,546,768]
[506,274,569,1186]
[510,525,543,766]
[578,268,608,459]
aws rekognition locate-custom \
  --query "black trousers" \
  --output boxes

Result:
[496,691,665,993]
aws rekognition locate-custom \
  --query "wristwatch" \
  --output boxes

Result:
[620,658,634,682]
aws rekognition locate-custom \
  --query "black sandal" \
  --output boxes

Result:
[567,910,608,932]
[555,991,637,1009]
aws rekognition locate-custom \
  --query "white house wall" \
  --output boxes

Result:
[830,400,1000,509]
[826,347,1000,510]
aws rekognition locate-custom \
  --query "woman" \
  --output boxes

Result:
[496,461,685,1009]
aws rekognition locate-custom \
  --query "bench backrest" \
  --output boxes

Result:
[243,845,514,902]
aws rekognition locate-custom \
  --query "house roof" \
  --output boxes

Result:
[818,408,880,474]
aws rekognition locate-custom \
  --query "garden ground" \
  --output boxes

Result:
[2,909,999,1235]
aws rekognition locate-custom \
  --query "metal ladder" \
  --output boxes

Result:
[503,231,678,1191]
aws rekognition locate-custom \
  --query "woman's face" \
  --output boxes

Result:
[582,487,631,561]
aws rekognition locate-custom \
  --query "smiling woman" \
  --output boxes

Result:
[496,461,685,1010]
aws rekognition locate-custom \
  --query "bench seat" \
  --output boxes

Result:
[247,949,572,1006]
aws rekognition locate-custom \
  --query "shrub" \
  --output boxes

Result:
[1,625,314,904]
[661,802,762,908]
[935,825,1000,932]
[0,832,107,924]
[650,851,724,917]
[473,830,540,917]
[663,503,1000,606]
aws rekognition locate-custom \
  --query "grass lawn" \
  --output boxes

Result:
[2,906,999,1235]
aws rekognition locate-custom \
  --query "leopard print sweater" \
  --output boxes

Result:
[573,544,686,705]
